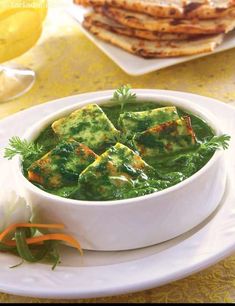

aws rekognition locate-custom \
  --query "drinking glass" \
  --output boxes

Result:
[0,0,47,102]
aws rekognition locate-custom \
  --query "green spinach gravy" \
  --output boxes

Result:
[30,101,215,201]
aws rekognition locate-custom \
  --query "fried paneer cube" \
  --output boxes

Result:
[51,104,120,152]
[76,143,154,200]
[118,106,179,138]
[133,116,197,157]
[28,140,98,189]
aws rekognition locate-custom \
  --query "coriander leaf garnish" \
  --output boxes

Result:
[201,134,231,151]
[111,84,136,112]
[4,136,43,160]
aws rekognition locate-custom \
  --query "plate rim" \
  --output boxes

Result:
[0,89,235,299]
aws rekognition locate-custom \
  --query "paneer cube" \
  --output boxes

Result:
[76,143,154,200]
[118,106,179,138]
[28,140,98,189]
[133,116,197,157]
[51,104,120,152]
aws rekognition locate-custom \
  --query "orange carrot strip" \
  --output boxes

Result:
[0,223,65,242]
[6,233,83,255]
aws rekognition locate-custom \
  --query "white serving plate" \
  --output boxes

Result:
[0,90,234,299]
[67,5,235,76]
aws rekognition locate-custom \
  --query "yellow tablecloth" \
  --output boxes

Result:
[1,3,235,303]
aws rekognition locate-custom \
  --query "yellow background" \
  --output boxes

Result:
[1,1,235,302]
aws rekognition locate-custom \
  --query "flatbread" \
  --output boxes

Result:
[101,6,235,34]
[83,20,224,58]
[74,0,235,19]
[85,11,203,41]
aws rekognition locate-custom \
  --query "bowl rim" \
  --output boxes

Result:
[15,91,224,207]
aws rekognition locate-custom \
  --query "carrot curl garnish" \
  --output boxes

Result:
[5,233,83,256]
[0,223,65,242]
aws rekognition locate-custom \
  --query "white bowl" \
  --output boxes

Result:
[14,93,227,251]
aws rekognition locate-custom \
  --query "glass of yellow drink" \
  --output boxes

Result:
[0,0,47,102]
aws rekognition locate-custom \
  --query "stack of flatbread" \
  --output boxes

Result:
[74,0,235,58]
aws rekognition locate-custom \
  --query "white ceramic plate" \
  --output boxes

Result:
[67,5,235,76]
[0,90,235,299]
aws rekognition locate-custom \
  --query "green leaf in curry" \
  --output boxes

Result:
[4,136,43,160]
[4,136,44,170]
[111,84,136,112]
[200,134,231,151]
